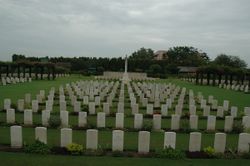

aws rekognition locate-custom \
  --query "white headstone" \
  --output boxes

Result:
[60,128,72,147]
[112,130,124,151]
[134,113,143,129]
[214,133,226,153]
[115,113,124,128]
[78,112,87,127]
[164,132,176,149]
[86,129,98,150]
[138,131,150,153]
[189,132,201,152]
[7,108,15,124]
[24,109,33,125]
[10,125,22,148]
[35,127,47,144]
[171,114,180,130]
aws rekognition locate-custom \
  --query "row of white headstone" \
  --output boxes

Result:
[9,125,250,154]
[1,77,32,86]
[4,108,250,132]
[182,78,249,93]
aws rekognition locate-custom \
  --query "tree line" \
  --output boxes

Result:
[7,46,249,78]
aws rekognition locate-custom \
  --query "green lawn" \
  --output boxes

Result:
[0,75,249,164]
[161,79,250,111]
[0,152,249,166]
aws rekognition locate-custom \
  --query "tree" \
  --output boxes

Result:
[129,47,154,60]
[149,64,162,74]
[213,54,247,69]
[167,46,209,66]
[12,54,25,62]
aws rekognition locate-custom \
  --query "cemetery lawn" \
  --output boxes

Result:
[0,75,249,164]
[0,152,250,166]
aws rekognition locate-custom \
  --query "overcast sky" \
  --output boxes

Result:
[0,0,250,65]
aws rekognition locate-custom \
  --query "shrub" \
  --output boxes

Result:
[232,121,244,133]
[112,150,124,157]
[48,115,61,128]
[180,119,190,132]
[203,146,215,157]
[66,143,83,155]
[155,147,185,159]
[244,127,250,133]
[24,140,50,154]
[142,121,152,131]
[82,105,88,112]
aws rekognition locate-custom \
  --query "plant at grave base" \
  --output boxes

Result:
[10,103,17,110]
[239,112,245,118]
[232,121,244,133]
[48,115,61,128]
[244,127,250,133]
[218,148,238,159]
[24,140,51,154]
[112,150,124,157]
[96,107,102,113]
[66,143,83,155]
[154,110,161,114]
[82,105,88,112]
[203,146,215,157]
[155,146,185,159]
[180,119,190,132]
[183,112,190,118]
[142,121,152,131]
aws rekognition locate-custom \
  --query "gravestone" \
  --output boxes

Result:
[153,114,162,130]
[134,113,143,129]
[138,131,150,153]
[164,132,176,149]
[24,109,33,125]
[10,125,22,148]
[189,132,201,152]
[78,112,87,127]
[171,114,180,130]
[60,128,72,147]
[35,127,47,144]
[86,129,98,150]
[214,133,226,153]
[112,130,124,151]
[115,113,124,128]
[97,112,106,128]
[7,108,15,124]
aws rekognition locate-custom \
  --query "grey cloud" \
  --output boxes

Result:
[0,0,249,66]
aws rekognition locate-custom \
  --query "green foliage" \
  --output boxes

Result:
[232,121,244,133]
[129,47,154,60]
[167,46,209,66]
[180,119,190,132]
[142,121,152,131]
[203,146,215,156]
[24,140,51,154]
[112,150,124,157]
[48,115,61,128]
[82,105,89,112]
[213,54,247,69]
[149,64,162,74]
[66,143,83,155]
[155,147,185,159]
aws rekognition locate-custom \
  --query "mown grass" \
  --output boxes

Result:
[0,152,249,166]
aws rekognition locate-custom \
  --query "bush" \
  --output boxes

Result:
[24,140,50,154]
[232,121,244,133]
[180,119,190,132]
[48,115,61,128]
[203,146,215,157]
[82,105,88,112]
[142,121,152,131]
[66,143,83,155]
[155,147,185,159]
